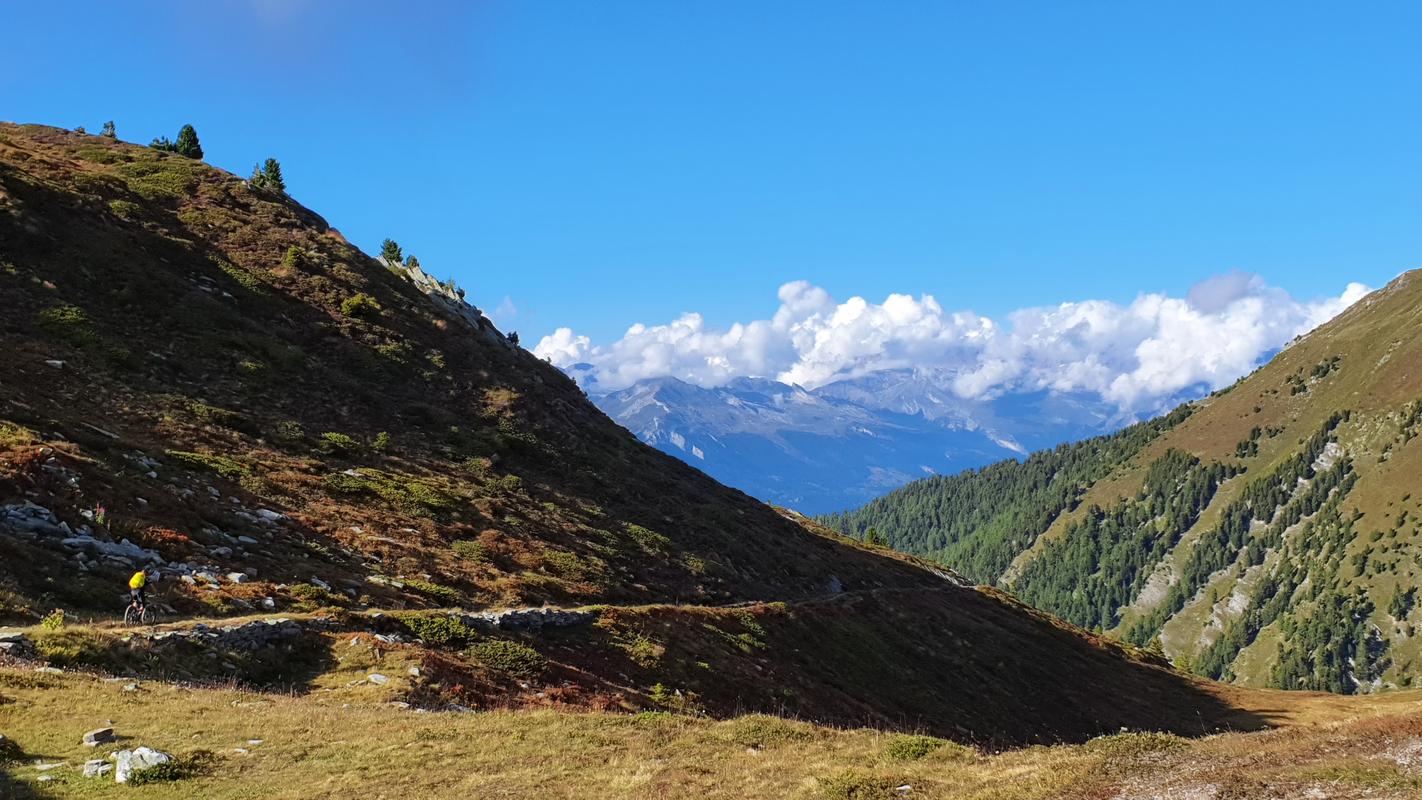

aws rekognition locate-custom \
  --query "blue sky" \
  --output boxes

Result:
[5,1,1420,346]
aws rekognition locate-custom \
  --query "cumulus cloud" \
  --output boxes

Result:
[535,273,1371,412]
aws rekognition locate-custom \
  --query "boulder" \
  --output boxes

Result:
[84,759,113,778]
[83,727,116,747]
[368,673,389,686]
[226,572,249,584]
[112,746,174,784]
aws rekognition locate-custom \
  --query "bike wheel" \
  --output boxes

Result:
[123,605,138,626]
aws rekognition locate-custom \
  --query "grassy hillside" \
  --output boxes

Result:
[825,270,1422,693]
[4,666,1422,799]
[0,121,1268,746]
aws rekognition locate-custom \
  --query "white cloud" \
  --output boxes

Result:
[535,273,1371,412]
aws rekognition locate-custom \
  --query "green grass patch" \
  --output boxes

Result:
[187,401,251,431]
[108,198,141,218]
[0,422,37,446]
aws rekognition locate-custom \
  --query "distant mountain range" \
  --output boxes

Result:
[571,365,1193,513]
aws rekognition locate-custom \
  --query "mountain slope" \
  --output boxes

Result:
[0,122,1256,743]
[583,369,1136,514]
[825,271,1422,693]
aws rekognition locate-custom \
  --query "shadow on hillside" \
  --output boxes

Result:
[0,770,50,800]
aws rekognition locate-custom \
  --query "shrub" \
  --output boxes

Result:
[372,431,391,452]
[37,304,97,345]
[273,420,305,443]
[884,734,946,761]
[126,750,215,786]
[625,523,670,553]
[648,683,699,714]
[721,715,815,748]
[318,431,360,456]
[341,293,382,319]
[281,246,306,269]
[394,613,479,646]
[323,469,454,516]
[468,639,546,679]
[0,422,36,446]
[101,120,116,139]
[817,770,902,800]
[165,450,250,482]
[187,401,249,431]
[452,540,487,563]
[108,199,141,218]
[404,579,462,606]
[287,583,345,609]
[39,609,65,630]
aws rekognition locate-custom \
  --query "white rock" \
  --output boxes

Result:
[84,759,113,778]
[226,572,249,584]
[368,673,390,686]
[112,746,174,784]
[44,360,65,369]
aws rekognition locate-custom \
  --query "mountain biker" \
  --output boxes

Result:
[128,569,152,609]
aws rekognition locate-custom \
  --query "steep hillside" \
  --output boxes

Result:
[826,272,1422,693]
[0,122,1252,744]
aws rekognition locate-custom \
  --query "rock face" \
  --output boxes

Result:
[112,746,174,783]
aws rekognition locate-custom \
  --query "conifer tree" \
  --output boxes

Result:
[261,158,285,191]
[175,124,203,159]
[100,120,116,139]
[380,239,403,265]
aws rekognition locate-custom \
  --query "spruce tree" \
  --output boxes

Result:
[100,120,116,139]
[175,124,203,159]
[261,158,285,191]
[380,239,403,265]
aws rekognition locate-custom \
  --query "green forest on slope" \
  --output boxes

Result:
[821,277,1422,694]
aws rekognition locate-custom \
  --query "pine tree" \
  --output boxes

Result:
[100,120,116,139]
[864,527,885,547]
[261,158,285,192]
[380,239,404,265]
[150,136,176,152]
[174,124,203,159]
[405,255,421,271]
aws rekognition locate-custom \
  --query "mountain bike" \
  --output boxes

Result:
[122,598,153,626]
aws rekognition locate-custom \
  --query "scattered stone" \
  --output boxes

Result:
[44,360,65,369]
[37,774,54,783]
[112,746,174,784]
[83,727,116,747]
[84,759,113,778]
[368,673,390,686]
[226,572,249,584]
[236,535,259,545]
[255,509,284,522]
[35,666,63,675]
[122,683,139,692]
[261,597,277,610]
[408,666,421,677]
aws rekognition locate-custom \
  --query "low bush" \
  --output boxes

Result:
[324,468,455,517]
[394,613,479,646]
[404,579,462,606]
[467,639,546,679]
[108,199,141,218]
[39,609,65,630]
[37,304,97,345]
[165,450,250,482]
[340,293,382,319]
[452,540,488,563]
[883,734,947,761]
[187,401,250,431]
[287,582,346,610]
[317,431,360,456]
[127,750,216,786]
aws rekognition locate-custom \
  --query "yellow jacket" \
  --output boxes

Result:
[129,571,147,590]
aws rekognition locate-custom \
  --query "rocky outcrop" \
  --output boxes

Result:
[112,746,173,783]
[457,607,596,632]
[0,630,36,660]
[2,501,163,567]
[144,617,322,651]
